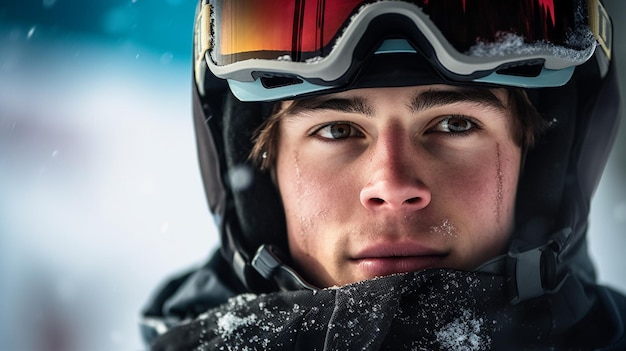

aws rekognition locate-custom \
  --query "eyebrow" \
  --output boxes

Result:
[300,96,374,117]
[409,88,507,114]
[290,87,506,117]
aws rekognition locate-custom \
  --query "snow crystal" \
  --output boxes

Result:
[216,312,258,336]
[228,165,254,192]
[42,0,56,9]
[305,56,324,64]
[435,308,491,351]
[160,52,174,65]
[276,55,292,62]
[229,293,258,306]
[429,219,457,237]
[468,31,595,63]
[27,27,36,40]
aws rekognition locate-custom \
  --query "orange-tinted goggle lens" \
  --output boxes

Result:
[215,0,365,64]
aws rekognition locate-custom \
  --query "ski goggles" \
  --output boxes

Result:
[196,0,612,101]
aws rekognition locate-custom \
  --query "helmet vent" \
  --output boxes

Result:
[495,63,543,78]
[260,76,304,89]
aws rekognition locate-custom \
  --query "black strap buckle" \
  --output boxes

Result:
[508,228,572,304]
[251,245,317,291]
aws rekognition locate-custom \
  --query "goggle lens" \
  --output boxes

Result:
[213,0,589,66]
[215,0,364,64]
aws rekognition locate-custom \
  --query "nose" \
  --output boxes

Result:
[359,130,431,212]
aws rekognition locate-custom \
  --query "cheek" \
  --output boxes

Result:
[432,144,519,268]
[437,143,520,228]
[278,147,357,219]
[496,143,521,223]
[276,149,349,252]
[276,147,358,286]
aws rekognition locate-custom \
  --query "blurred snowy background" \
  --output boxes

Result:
[0,1,624,350]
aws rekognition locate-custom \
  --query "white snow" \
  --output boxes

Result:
[435,308,491,351]
[429,218,458,237]
[468,31,595,63]
[216,312,258,336]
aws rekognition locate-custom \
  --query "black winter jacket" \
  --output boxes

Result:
[142,251,626,350]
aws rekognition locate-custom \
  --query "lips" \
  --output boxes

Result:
[350,242,448,278]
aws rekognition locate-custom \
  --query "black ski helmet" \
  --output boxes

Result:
[191,0,620,301]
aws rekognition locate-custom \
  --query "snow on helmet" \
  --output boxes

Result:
[191,0,619,296]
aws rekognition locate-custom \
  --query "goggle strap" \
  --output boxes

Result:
[588,0,612,61]
[194,2,212,89]
[199,2,211,56]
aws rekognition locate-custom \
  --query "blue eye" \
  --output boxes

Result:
[437,116,477,133]
[314,122,363,140]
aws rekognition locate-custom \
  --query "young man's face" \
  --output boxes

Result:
[275,85,521,288]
